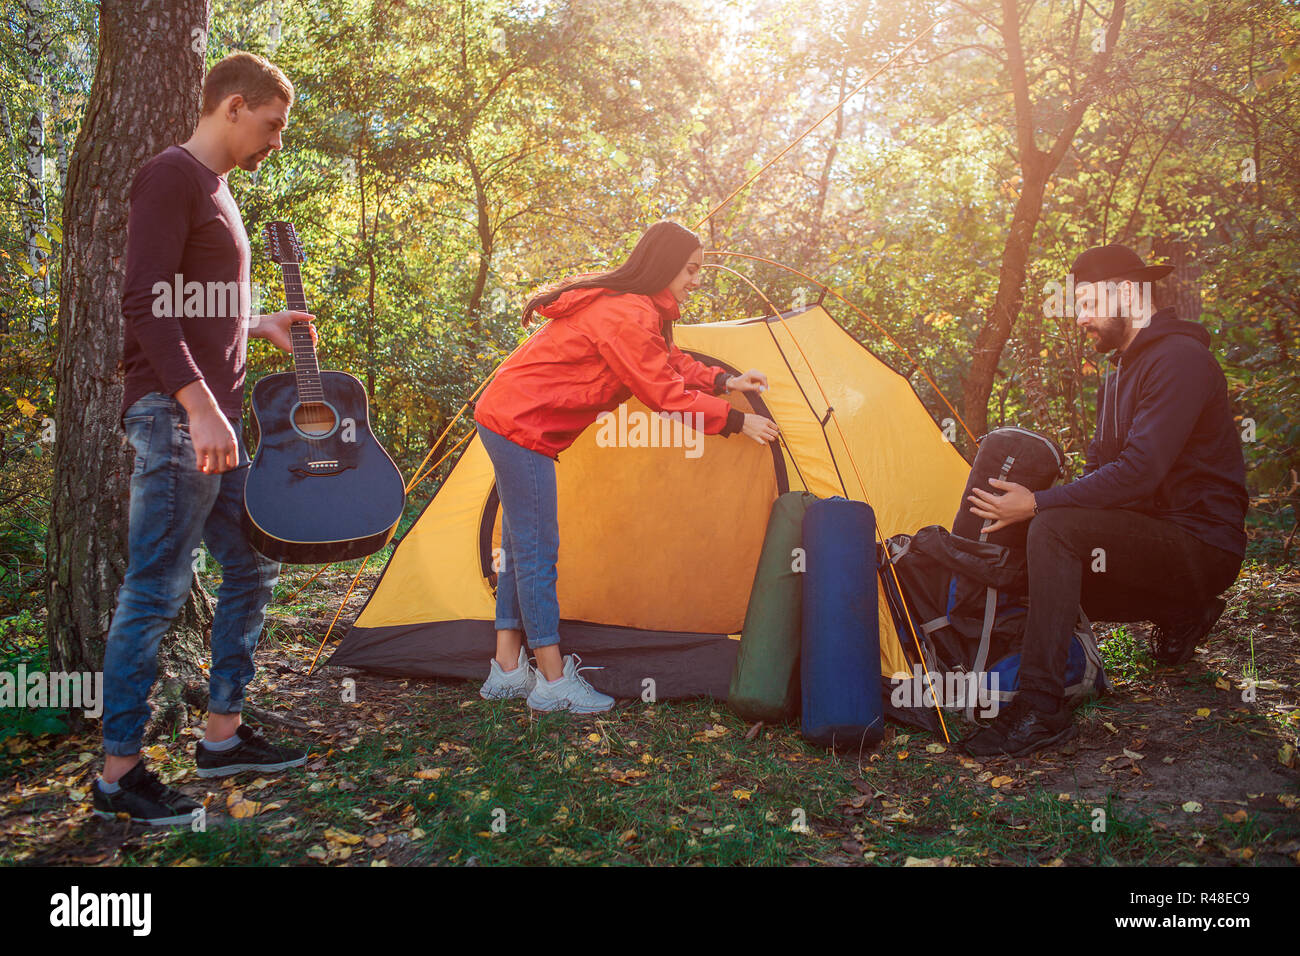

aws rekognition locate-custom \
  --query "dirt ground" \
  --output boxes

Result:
[2,562,1296,866]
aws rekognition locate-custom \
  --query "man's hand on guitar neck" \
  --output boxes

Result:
[251,310,317,356]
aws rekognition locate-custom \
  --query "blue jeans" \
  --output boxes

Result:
[101,392,280,756]
[476,423,561,648]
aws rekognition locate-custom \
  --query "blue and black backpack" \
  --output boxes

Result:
[878,427,1109,731]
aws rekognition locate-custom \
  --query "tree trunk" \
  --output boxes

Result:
[50,86,68,191]
[46,0,213,734]
[803,66,848,262]
[963,164,1049,439]
[0,98,13,335]
[21,0,49,309]
[357,135,379,402]
[465,146,493,319]
[960,0,1125,441]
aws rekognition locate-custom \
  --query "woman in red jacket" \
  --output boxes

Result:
[474,221,779,713]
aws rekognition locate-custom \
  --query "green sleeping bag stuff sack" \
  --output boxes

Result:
[728,491,820,722]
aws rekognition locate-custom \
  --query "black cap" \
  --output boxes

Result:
[1070,243,1174,284]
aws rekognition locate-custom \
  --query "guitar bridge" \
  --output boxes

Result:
[289,457,353,478]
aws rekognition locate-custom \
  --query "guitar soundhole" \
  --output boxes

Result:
[292,401,339,438]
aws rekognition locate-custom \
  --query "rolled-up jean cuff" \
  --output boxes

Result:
[528,633,561,648]
[207,699,245,716]
[495,618,523,630]
[103,737,143,758]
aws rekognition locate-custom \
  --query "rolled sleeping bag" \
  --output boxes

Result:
[728,491,819,722]
[800,497,883,749]
[951,426,1064,550]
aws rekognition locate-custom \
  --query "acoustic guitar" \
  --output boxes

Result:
[243,220,406,564]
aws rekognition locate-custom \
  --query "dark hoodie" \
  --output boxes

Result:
[1034,307,1248,558]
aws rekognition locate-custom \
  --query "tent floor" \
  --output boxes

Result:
[327,619,740,700]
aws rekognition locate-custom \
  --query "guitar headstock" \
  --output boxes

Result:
[264,220,305,266]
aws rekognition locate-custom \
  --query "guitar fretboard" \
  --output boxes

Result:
[280,262,323,403]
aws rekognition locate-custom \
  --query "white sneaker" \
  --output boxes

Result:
[479,647,536,700]
[525,654,614,714]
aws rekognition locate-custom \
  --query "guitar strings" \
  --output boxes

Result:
[282,257,328,457]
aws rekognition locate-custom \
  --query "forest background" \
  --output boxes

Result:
[1,0,1297,647]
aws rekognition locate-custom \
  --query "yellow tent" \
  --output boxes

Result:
[328,303,970,697]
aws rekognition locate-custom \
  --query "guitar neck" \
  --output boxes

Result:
[280,262,324,402]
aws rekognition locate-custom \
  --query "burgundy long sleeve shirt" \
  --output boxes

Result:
[119,145,252,420]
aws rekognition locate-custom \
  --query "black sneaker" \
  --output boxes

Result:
[962,696,1078,758]
[91,762,204,827]
[1149,597,1226,666]
[195,724,308,778]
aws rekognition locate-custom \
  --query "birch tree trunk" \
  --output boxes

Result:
[21,0,49,310]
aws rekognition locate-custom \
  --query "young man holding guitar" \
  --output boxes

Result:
[94,53,314,826]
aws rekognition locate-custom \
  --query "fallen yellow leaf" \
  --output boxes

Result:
[225,790,262,818]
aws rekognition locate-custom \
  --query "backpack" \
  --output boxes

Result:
[878,526,1107,728]
[878,426,1109,731]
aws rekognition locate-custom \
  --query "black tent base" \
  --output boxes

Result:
[326,619,740,700]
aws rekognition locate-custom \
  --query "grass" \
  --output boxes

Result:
[1,560,1296,867]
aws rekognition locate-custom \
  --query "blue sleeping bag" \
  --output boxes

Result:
[800,497,883,749]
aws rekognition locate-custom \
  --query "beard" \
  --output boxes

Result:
[1088,313,1129,352]
[238,149,271,171]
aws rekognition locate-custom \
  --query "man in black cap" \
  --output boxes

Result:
[963,243,1249,757]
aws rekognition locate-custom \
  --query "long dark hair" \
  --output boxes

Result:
[522,221,702,326]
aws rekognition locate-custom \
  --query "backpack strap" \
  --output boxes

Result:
[977,456,1016,543]
[964,586,999,720]
[973,587,997,674]
[1062,609,1111,703]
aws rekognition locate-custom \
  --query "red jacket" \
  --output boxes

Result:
[473,286,744,458]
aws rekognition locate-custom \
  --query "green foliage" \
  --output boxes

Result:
[0,610,68,740]
[1098,624,1159,684]
[2,0,1297,629]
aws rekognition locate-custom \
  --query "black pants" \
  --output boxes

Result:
[1020,507,1242,706]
